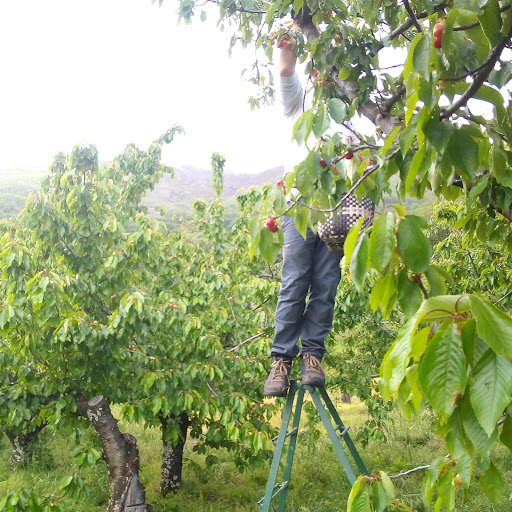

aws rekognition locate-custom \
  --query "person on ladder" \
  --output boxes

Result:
[264,33,344,397]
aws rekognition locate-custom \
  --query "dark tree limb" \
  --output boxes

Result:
[403,0,422,33]
[6,423,46,468]
[78,395,153,512]
[441,26,512,119]
[160,412,190,496]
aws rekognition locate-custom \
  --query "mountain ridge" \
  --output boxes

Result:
[0,166,285,224]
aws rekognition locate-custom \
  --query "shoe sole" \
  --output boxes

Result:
[300,378,325,387]
[263,388,289,397]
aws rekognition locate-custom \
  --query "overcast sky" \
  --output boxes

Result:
[0,0,289,173]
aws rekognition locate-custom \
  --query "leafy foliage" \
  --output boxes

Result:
[165,0,512,508]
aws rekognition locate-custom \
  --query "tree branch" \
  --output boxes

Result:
[294,6,401,135]
[227,332,265,352]
[389,464,430,479]
[403,0,422,33]
[441,26,512,119]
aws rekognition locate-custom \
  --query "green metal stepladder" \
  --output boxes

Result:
[259,380,383,512]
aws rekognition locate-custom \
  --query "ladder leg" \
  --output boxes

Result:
[318,387,368,475]
[306,385,358,485]
[276,386,305,512]
[260,383,298,512]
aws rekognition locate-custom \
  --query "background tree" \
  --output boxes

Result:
[0,135,285,509]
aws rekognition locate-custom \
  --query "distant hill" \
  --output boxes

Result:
[0,166,284,225]
[0,165,434,227]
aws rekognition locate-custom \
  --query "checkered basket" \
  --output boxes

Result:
[317,195,375,251]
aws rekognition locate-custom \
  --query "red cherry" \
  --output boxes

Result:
[433,23,444,38]
[282,187,287,194]
[276,179,284,187]
[434,36,442,49]
[312,68,319,79]
[320,158,328,168]
[266,217,276,228]
[345,152,354,160]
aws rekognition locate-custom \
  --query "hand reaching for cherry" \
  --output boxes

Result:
[277,33,296,49]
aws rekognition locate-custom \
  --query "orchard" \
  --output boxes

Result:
[170,0,512,509]
[2,0,512,511]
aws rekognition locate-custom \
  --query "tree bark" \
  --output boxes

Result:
[5,424,45,468]
[294,6,401,136]
[78,395,153,512]
[160,412,190,496]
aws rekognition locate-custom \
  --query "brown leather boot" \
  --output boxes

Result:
[264,358,292,397]
[300,354,325,387]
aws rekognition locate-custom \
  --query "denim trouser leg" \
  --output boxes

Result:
[271,216,343,361]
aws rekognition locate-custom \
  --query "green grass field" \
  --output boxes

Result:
[1,399,511,511]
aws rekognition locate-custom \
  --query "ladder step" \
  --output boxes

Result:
[258,481,289,505]
[271,426,299,444]
[334,424,350,437]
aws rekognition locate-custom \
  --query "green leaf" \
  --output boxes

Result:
[381,317,416,398]
[469,349,512,436]
[422,115,453,155]
[371,481,388,512]
[369,212,395,271]
[448,131,479,181]
[327,98,348,124]
[478,0,502,47]
[381,471,395,499]
[369,273,396,318]
[461,318,477,365]
[404,33,423,80]
[350,233,369,292]
[480,461,505,503]
[313,104,330,137]
[397,215,432,273]
[343,217,364,265]
[294,207,309,240]
[425,265,447,297]
[437,467,456,510]
[471,294,512,358]
[259,228,280,264]
[348,477,371,512]
[59,475,74,489]
[397,269,423,318]
[418,324,467,422]
[292,110,314,145]
[461,394,498,458]
[413,34,432,80]
[499,412,512,453]
[474,84,506,124]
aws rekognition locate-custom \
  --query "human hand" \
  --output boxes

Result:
[277,32,296,49]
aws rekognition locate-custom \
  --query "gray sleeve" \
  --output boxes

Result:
[280,73,304,119]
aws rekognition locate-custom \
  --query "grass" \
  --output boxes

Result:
[1,400,512,511]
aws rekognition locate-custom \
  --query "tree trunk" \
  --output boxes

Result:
[160,412,190,496]
[341,392,351,404]
[5,424,45,468]
[78,395,153,512]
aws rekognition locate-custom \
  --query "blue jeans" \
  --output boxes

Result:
[271,216,343,361]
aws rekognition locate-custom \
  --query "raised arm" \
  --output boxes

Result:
[278,34,297,77]
[278,34,303,118]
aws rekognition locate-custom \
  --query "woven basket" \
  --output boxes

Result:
[317,195,375,251]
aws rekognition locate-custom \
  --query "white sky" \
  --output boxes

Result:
[0,0,289,173]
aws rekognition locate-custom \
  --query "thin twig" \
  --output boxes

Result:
[403,0,422,33]
[389,464,430,479]
[206,380,218,396]
[467,250,480,279]
[227,332,265,352]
